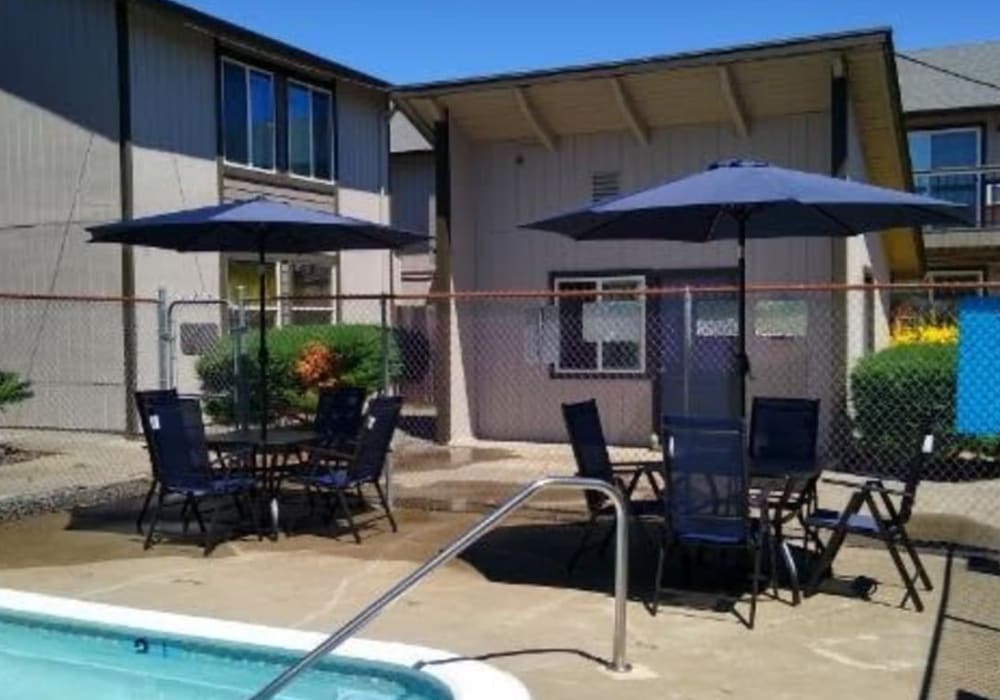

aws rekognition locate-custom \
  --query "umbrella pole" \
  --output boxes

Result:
[258,240,268,442]
[737,216,748,421]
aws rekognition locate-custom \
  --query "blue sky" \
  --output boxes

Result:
[180,0,998,84]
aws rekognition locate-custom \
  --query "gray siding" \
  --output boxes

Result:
[0,0,126,430]
[391,151,435,296]
[336,82,394,299]
[446,112,857,445]
[129,2,222,395]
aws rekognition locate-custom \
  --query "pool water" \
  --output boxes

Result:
[0,611,452,700]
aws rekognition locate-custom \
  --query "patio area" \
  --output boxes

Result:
[0,496,994,699]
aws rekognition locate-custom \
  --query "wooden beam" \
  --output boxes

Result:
[513,87,557,152]
[609,77,649,145]
[425,97,445,123]
[718,65,750,138]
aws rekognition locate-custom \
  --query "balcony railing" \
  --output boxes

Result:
[913,163,1000,230]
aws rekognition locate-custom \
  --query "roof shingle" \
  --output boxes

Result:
[897,42,1000,113]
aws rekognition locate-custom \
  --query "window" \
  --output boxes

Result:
[908,128,981,218]
[754,299,808,338]
[222,60,276,170]
[554,275,645,374]
[288,262,334,324]
[226,258,336,328]
[227,259,278,328]
[926,269,984,320]
[287,82,333,180]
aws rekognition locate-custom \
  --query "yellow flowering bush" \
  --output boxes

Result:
[890,321,957,346]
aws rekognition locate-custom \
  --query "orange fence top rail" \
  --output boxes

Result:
[0,292,159,304]
[1,280,996,305]
[275,280,1000,303]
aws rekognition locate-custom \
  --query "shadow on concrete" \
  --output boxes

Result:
[919,548,1000,700]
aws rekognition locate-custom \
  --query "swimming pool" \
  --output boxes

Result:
[0,589,530,700]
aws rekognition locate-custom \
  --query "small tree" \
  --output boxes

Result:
[0,371,32,463]
[0,370,32,411]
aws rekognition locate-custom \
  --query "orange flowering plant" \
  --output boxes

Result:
[293,341,341,390]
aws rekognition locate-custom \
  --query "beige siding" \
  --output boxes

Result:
[129,4,222,394]
[0,0,126,430]
[448,113,844,445]
[391,151,435,297]
[336,82,395,300]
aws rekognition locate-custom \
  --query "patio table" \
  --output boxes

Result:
[749,461,823,606]
[206,429,321,538]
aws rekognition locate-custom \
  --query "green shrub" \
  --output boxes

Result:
[851,343,956,462]
[0,370,32,411]
[197,324,400,425]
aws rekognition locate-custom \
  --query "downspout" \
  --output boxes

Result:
[116,0,138,435]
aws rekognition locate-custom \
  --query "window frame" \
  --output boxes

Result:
[286,79,334,183]
[908,126,984,224]
[926,268,986,302]
[220,57,277,174]
[552,274,647,377]
[224,255,337,328]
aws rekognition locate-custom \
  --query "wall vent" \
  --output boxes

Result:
[591,171,621,202]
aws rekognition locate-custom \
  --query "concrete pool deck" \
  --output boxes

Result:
[0,501,990,699]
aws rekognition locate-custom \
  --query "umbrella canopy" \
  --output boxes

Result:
[88,197,425,252]
[89,197,426,439]
[524,159,970,240]
[521,159,971,418]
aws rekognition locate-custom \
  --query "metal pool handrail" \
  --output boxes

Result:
[249,475,631,699]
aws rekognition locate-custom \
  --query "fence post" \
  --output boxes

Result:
[235,286,249,431]
[380,294,390,395]
[156,287,170,390]
[683,285,693,414]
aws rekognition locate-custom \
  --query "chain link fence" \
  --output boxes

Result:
[1,283,998,553]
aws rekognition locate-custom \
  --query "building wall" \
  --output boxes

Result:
[390,150,435,297]
[908,108,1000,259]
[337,82,395,307]
[129,3,222,395]
[446,111,870,445]
[0,0,127,430]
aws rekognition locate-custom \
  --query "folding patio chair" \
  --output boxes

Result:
[562,399,662,572]
[314,386,367,449]
[288,396,402,543]
[804,429,935,611]
[143,398,260,555]
[749,397,820,602]
[651,415,772,629]
[134,388,178,535]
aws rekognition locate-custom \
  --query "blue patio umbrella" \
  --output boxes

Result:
[521,159,970,416]
[89,197,426,438]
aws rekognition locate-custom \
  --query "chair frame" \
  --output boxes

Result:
[561,399,662,572]
[289,396,402,543]
[651,415,773,629]
[804,432,935,611]
[143,398,260,555]
[134,389,179,535]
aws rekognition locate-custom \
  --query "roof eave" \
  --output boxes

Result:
[392,26,892,98]
[136,0,389,89]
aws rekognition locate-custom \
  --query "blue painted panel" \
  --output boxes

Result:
[956,297,1000,436]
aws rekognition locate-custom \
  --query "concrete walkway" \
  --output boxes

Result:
[0,501,958,700]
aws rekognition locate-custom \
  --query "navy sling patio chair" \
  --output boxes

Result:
[288,396,402,543]
[304,386,367,456]
[134,389,178,535]
[651,415,773,629]
[804,428,935,612]
[562,399,663,572]
[143,398,260,555]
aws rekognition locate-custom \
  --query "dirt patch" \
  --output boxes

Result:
[0,445,53,467]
